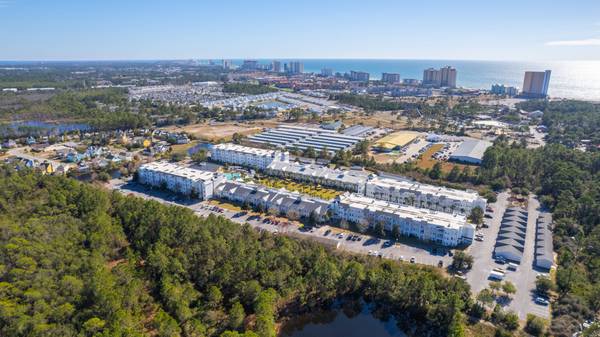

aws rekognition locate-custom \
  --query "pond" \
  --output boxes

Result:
[280,300,407,337]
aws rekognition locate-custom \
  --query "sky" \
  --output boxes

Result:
[1,0,599,61]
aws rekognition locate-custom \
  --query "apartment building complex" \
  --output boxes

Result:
[365,177,487,214]
[350,70,370,82]
[381,72,401,84]
[266,161,371,194]
[211,143,290,169]
[331,193,474,247]
[138,161,226,199]
[215,181,330,221]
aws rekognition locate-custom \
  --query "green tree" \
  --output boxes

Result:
[468,207,484,225]
[429,162,443,180]
[228,301,246,330]
[192,149,208,163]
[452,251,474,270]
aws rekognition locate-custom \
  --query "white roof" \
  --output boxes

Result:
[140,161,220,182]
[338,193,470,230]
[367,177,483,204]
[212,143,279,157]
[268,161,370,186]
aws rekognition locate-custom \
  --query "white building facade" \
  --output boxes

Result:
[265,161,370,194]
[138,162,226,200]
[365,177,486,215]
[211,143,289,170]
[215,181,329,222]
[331,193,474,247]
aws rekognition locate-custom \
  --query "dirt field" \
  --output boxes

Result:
[163,121,276,141]
[415,143,474,173]
[340,111,409,130]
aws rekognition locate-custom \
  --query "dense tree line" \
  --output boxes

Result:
[516,100,600,146]
[0,88,150,131]
[474,138,600,336]
[0,167,475,337]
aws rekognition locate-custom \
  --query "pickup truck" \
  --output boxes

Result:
[489,270,505,280]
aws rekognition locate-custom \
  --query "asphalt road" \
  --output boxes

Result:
[466,192,550,319]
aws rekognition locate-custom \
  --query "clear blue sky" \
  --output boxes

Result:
[1,0,599,61]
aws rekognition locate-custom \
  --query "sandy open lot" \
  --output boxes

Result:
[163,121,276,141]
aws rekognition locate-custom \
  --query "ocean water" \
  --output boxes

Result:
[235,59,600,101]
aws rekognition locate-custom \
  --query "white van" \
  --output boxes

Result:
[507,263,518,271]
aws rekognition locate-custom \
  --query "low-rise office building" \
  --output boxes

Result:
[211,143,290,169]
[331,193,474,247]
[365,177,486,214]
[215,181,329,222]
[266,161,371,194]
[138,161,226,199]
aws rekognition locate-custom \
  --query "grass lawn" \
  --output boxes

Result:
[256,177,341,200]
[170,141,198,156]
[466,321,496,337]
[208,199,243,212]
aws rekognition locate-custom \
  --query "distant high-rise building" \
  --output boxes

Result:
[522,70,551,98]
[423,68,442,87]
[440,66,457,88]
[350,70,370,82]
[272,60,281,73]
[491,84,519,97]
[381,73,401,84]
[288,61,304,74]
[242,60,258,70]
[222,59,233,70]
[321,68,333,77]
[422,66,457,88]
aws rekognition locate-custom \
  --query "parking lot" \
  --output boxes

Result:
[466,192,551,319]
[110,179,453,268]
[110,178,551,320]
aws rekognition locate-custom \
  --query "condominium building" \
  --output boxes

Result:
[350,71,370,82]
[381,72,401,84]
[365,177,486,214]
[266,161,372,194]
[272,60,281,73]
[422,66,457,88]
[331,193,474,247]
[522,70,551,98]
[241,60,259,70]
[491,84,519,97]
[321,68,333,77]
[215,181,330,221]
[137,161,226,199]
[288,61,304,74]
[211,143,290,169]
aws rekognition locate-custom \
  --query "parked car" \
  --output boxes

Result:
[410,257,416,263]
[535,297,550,306]
[438,260,444,268]
[507,262,518,271]
[324,229,331,236]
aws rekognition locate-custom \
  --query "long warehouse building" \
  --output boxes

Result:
[248,125,363,154]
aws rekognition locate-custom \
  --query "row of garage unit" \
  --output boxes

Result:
[494,207,529,263]
[535,214,554,270]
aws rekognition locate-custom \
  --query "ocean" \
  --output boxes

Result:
[234,59,600,101]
